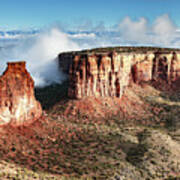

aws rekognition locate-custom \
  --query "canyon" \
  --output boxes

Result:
[0,62,42,126]
[0,47,179,179]
[58,47,180,99]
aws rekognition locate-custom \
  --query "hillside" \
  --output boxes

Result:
[0,81,179,179]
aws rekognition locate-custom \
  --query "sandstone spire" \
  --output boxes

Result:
[0,61,42,126]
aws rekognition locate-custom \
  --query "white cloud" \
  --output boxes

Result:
[151,14,177,45]
[0,28,79,87]
[68,32,96,39]
[115,14,180,47]
[118,17,148,42]
[152,14,176,35]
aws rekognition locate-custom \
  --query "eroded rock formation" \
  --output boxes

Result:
[0,62,42,126]
[68,52,133,99]
[58,48,180,99]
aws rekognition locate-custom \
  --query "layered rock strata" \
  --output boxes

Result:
[59,48,180,99]
[0,62,42,126]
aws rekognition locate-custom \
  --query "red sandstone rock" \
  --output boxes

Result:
[132,52,180,84]
[170,53,180,82]
[0,62,42,126]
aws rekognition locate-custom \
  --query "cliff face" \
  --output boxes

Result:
[68,52,132,99]
[59,48,180,99]
[0,62,42,126]
[132,52,180,84]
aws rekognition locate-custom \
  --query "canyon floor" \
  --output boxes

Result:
[0,81,180,180]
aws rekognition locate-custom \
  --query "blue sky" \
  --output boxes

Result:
[0,0,180,29]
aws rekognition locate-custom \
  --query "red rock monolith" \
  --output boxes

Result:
[0,61,42,126]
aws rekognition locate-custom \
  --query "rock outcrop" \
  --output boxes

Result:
[58,47,180,99]
[0,62,42,126]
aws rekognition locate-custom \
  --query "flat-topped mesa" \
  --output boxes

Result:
[58,47,180,99]
[0,61,42,126]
